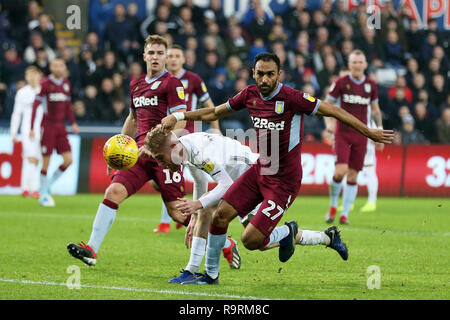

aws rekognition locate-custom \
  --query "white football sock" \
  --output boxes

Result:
[341,183,358,218]
[205,233,226,279]
[299,230,330,246]
[49,168,65,186]
[365,166,378,204]
[40,172,48,194]
[160,202,172,224]
[329,178,343,208]
[265,225,289,248]
[185,236,207,274]
[88,203,117,253]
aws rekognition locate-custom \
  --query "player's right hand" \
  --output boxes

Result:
[161,115,177,132]
[29,130,34,139]
[12,134,19,144]
[369,128,394,144]
[138,145,152,158]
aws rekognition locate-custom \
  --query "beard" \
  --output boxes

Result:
[257,81,277,96]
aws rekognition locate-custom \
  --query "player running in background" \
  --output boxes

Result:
[143,127,350,284]
[10,66,43,198]
[30,58,80,207]
[153,44,221,234]
[161,52,393,284]
[324,50,383,225]
[67,35,191,267]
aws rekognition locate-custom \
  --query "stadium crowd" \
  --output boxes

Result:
[0,0,449,144]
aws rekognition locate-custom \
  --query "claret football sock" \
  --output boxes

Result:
[87,200,117,253]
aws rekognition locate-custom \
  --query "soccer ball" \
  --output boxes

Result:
[103,134,138,170]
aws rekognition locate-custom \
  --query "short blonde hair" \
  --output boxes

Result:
[144,124,171,153]
[144,34,168,50]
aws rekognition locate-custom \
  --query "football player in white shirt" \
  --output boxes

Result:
[10,66,43,198]
[142,125,346,284]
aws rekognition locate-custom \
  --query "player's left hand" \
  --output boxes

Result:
[138,145,152,158]
[368,128,394,144]
[176,198,202,216]
[185,214,197,249]
[161,115,177,132]
[72,123,80,134]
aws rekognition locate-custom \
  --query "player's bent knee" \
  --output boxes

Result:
[105,183,127,204]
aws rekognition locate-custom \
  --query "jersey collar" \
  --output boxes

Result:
[349,74,366,85]
[145,69,168,84]
[49,74,64,86]
[260,82,283,101]
[175,69,186,79]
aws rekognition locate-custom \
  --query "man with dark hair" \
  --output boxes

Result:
[161,52,393,284]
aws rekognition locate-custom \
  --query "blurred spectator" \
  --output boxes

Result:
[32,47,50,75]
[285,0,307,32]
[92,50,120,86]
[79,46,97,87]
[89,0,115,44]
[249,38,268,65]
[359,27,384,68]
[140,4,178,39]
[436,108,450,144]
[0,3,11,44]
[73,99,91,122]
[183,49,198,73]
[219,78,252,132]
[127,2,143,42]
[23,31,56,64]
[203,22,226,62]
[388,75,412,104]
[33,13,56,49]
[302,83,324,141]
[400,114,428,144]
[1,46,27,87]
[207,0,227,28]
[97,77,117,119]
[27,0,41,31]
[248,6,272,42]
[104,4,138,63]
[411,73,427,103]
[317,54,339,95]
[84,32,104,62]
[225,25,249,63]
[128,61,144,82]
[60,47,81,96]
[414,101,436,142]
[225,55,243,83]
[112,72,126,101]
[82,84,102,120]
[419,32,438,65]
[384,30,404,69]
[405,19,424,59]
[199,50,220,84]
[429,74,447,111]
[405,58,419,88]
[111,99,128,124]
[182,0,205,32]
[208,69,232,106]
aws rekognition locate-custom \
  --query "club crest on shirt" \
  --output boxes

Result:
[275,101,284,114]
[134,86,139,92]
[151,81,161,90]
[202,159,214,172]
[364,83,371,93]
[63,83,70,92]
[181,80,189,89]
[346,84,351,90]
[176,86,185,100]
[303,93,316,103]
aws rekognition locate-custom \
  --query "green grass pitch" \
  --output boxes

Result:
[0,194,448,300]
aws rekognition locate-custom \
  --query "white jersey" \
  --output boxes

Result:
[179,132,259,209]
[10,85,43,159]
[364,107,376,166]
[10,85,42,138]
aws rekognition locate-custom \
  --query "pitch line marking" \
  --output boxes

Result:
[0,278,287,300]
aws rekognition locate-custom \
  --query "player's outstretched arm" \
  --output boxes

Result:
[316,101,394,144]
[161,103,232,132]
[121,110,138,137]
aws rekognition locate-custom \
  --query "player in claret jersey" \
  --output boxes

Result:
[324,50,383,225]
[153,44,221,234]
[161,52,394,284]
[30,58,80,207]
[67,35,191,266]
